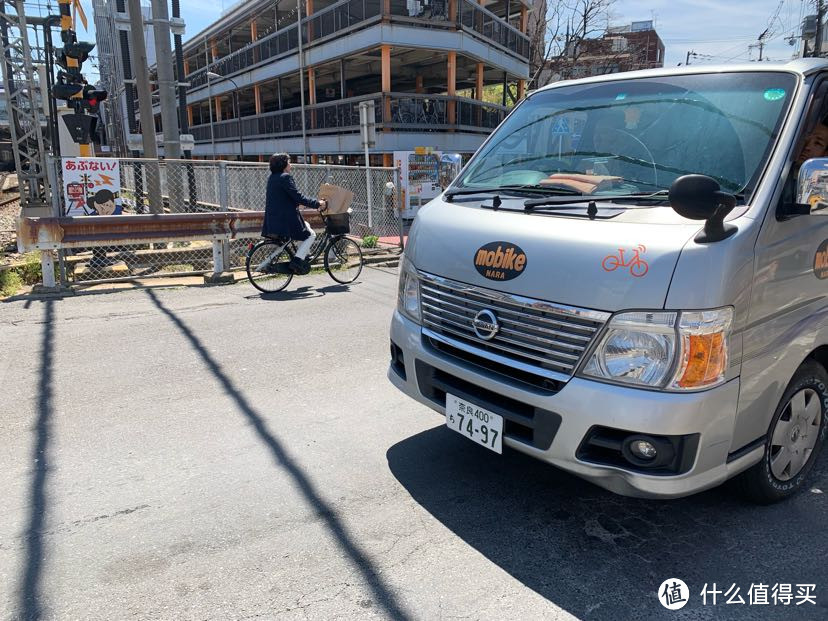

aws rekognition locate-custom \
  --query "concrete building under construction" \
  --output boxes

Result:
[169,0,534,164]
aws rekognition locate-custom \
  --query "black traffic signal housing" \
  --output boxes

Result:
[81,84,107,115]
[56,41,94,71]
[52,81,83,101]
[60,113,97,145]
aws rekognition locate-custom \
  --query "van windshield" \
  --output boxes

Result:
[454,72,797,196]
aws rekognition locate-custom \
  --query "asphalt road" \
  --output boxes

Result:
[1,267,826,621]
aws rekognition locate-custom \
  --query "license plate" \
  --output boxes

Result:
[445,393,503,454]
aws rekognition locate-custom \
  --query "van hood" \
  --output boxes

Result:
[405,199,701,312]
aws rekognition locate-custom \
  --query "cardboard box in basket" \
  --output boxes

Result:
[318,183,354,215]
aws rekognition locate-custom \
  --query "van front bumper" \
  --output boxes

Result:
[389,310,753,499]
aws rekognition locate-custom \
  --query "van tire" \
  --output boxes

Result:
[735,360,828,504]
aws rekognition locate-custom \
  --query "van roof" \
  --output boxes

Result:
[532,58,828,94]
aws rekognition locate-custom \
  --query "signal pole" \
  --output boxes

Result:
[126,0,162,213]
[150,0,180,159]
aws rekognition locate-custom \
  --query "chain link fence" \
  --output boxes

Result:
[46,157,403,284]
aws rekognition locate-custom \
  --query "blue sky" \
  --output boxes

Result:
[613,0,806,66]
[79,0,809,79]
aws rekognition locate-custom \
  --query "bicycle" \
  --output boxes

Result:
[245,212,364,293]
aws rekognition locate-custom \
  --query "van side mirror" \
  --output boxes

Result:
[668,174,737,243]
[797,157,828,215]
[439,153,463,190]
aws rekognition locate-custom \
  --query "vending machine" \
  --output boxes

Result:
[394,149,442,219]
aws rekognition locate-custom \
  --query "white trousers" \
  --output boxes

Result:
[294,219,316,260]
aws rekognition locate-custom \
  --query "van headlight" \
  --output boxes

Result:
[580,307,733,391]
[397,257,421,323]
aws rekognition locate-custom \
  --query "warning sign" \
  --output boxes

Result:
[550,117,570,135]
[61,157,122,216]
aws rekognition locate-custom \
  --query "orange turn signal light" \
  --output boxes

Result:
[676,332,727,389]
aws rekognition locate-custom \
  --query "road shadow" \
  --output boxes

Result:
[246,285,323,301]
[246,282,353,301]
[17,299,55,620]
[387,425,828,620]
[145,289,411,620]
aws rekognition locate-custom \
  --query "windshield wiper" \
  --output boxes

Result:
[524,190,670,209]
[444,184,581,201]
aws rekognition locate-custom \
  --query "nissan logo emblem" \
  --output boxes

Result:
[472,309,500,341]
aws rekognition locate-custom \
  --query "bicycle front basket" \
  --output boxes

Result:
[325,212,350,235]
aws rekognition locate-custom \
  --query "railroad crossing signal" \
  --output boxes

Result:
[52,0,106,148]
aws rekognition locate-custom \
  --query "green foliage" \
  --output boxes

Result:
[0,252,44,297]
[17,253,43,285]
[362,235,379,248]
[0,268,22,297]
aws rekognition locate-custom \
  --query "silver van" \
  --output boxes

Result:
[388,59,828,502]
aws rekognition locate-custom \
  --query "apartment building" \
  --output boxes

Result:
[176,0,534,164]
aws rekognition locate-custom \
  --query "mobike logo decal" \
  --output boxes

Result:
[602,244,649,278]
[815,240,828,279]
[474,242,527,281]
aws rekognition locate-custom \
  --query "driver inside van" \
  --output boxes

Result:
[796,115,828,166]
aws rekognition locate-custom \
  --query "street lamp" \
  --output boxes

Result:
[207,71,245,160]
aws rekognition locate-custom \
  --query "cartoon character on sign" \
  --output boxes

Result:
[602,244,649,277]
[85,189,121,215]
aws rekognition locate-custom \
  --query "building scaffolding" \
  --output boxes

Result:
[0,0,50,211]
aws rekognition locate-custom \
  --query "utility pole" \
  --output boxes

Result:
[151,0,180,160]
[296,0,308,162]
[685,50,693,65]
[817,0,826,58]
[127,0,162,213]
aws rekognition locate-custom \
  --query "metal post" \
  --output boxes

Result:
[296,0,309,162]
[218,160,228,209]
[235,90,244,159]
[41,251,56,288]
[171,0,197,210]
[359,100,375,230]
[205,37,216,156]
[277,76,282,109]
[46,155,61,216]
[212,238,225,273]
[151,0,180,159]
[395,169,404,249]
[127,0,163,213]
[364,146,372,230]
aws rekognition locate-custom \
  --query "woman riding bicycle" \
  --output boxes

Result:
[261,153,327,274]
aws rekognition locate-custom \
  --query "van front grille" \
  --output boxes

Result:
[419,272,609,380]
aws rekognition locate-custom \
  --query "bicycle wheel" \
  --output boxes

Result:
[246,239,294,293]
[324,237,363,284]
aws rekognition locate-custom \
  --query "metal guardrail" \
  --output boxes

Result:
[18,210,330,288]
[18,212,257,288]
[38,157,402,287]
[17,212,265,250]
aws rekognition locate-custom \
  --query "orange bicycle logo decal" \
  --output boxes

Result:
[602,244,649,277]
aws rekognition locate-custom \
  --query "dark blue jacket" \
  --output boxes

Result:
[262,172,321,240]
